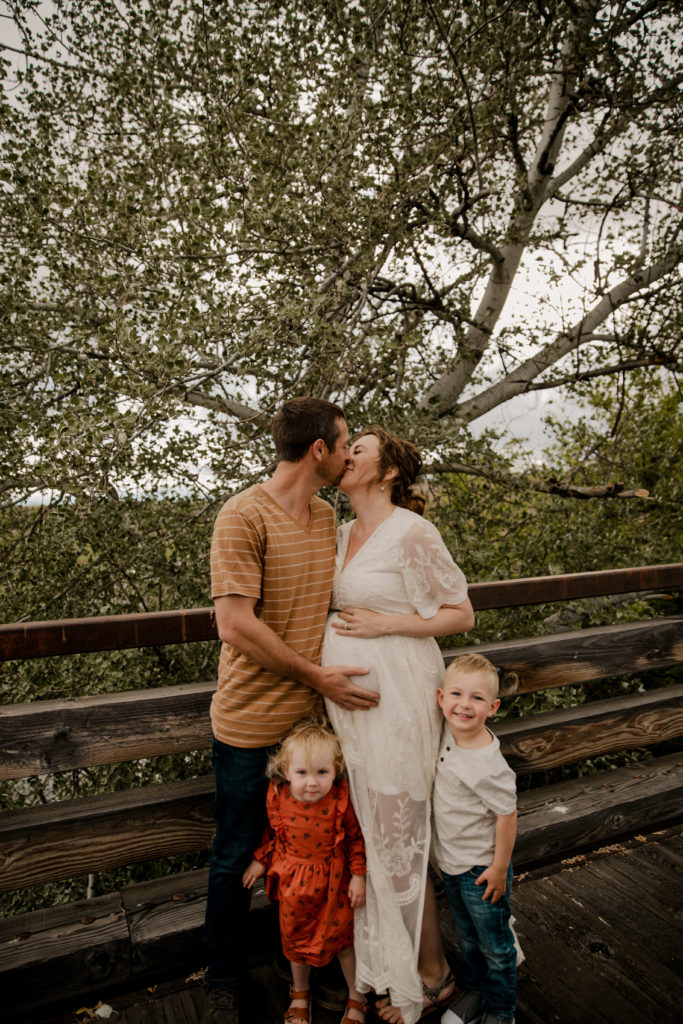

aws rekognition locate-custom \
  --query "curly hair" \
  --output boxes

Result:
[267,714,346,785]
[358,424,425,515]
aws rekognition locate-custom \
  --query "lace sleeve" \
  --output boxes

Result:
[398,518,468,619]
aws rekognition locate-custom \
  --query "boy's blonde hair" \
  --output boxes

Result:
[267,714,346,784]
[442,652,500,700]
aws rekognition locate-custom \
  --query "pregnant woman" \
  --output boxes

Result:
[322,426,474,1024]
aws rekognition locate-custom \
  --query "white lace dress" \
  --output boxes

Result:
[321,507,468,1024]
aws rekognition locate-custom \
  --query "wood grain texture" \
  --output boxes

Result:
[2,618,681,780]
[0,680,213,780]
[443,615,683,691]
[1,564,680,661]
[0,891,129,1015]
[2,747,681,893]
[512,836,683,1024]
[515,751,683,868]
[495,683,683,772]
[0,776,215,893]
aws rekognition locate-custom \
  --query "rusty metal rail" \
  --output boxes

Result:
[1,564,681,662]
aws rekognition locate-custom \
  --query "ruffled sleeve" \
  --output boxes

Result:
[252,780,281,868]
[398,517,468,619]
[336,779,366,876]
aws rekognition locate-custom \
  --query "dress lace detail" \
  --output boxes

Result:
[321,507,468,1024]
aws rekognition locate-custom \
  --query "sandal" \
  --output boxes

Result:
[341,996,368,1023]
[420,971,459,1018]
[284,986,312,1024]
[373,974,458,1022]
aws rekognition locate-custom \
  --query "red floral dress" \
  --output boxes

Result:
[254,777,366,966]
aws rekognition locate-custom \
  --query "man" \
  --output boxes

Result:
[203,397,378,1023]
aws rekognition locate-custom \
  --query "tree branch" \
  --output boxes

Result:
[429,462,651,500]
[454,250,683,423]
[522,354,681,392]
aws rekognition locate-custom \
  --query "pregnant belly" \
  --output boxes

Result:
[321,615,443,695]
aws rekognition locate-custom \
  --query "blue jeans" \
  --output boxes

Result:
[203,738,275,986]
[441,864,516,1018]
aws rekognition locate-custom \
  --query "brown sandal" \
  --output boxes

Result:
[341,996,368,1023]
[284,987,312,1024]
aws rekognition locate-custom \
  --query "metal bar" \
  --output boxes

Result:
[1,564,681,662]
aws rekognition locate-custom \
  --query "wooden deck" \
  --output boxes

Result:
[24,824,682,1024]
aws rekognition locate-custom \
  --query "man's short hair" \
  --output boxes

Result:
[272,397,345,463]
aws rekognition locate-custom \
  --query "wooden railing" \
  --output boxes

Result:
[1,564,682,1017]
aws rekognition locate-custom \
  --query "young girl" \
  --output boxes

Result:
[243,716,368,1024]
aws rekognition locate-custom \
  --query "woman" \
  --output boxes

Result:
[321,426,475,1024]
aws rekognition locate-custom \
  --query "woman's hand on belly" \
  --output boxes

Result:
[332,607,389,638]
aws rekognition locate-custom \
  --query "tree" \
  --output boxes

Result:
[1,0,681,512]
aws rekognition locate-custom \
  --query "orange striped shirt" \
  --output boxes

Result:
[210,484,336,747]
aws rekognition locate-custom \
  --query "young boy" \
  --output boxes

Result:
[433,653,518,1024]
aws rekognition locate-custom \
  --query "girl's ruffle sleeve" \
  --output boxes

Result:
[252,781,281,868]
[336,779,366,875]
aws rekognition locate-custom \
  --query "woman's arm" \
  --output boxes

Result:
[331,597,474,639]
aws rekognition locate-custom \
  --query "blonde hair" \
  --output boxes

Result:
[442,652,500,700]
[267,715,346,784]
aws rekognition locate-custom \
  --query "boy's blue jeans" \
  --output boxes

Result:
[202,738,275,987]
[441,864,516,1018]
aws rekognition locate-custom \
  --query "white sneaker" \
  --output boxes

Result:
[441,990,483,1024]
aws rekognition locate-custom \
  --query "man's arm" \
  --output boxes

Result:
[214,594,378,710]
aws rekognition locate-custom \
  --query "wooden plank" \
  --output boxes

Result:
[443,615,683,692]
[2,745,681,896]
[2,564,681,661]
[0,680,213,780]
[512,880,673,1023]
[122,869,278,979]
[495,683,683,773]
[514,751,683,869]
[512,905,605,1024]
[587,839,683,926]
[0,607,217,661]
[2,620,681,780]
[123,869,210,978]
[468,562,683,610]
[0,891,129,1017]
[549,850,683,975]
[0,776,215,893]
[6,830,683,1023]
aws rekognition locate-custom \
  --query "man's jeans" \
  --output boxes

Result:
[203,738,274,987]
[441,864,516,1018]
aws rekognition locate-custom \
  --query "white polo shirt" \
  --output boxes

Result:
[431,725,517,876]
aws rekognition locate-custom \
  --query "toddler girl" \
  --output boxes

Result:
[243,716,368,1024]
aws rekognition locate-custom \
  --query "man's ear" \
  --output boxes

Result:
[311,438,326,463]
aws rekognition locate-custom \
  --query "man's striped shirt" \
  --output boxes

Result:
[210,484,336,747]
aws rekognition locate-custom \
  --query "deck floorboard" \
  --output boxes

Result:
[21,827,683,1024]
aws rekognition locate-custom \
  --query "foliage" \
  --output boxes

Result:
[1,0,681,511]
